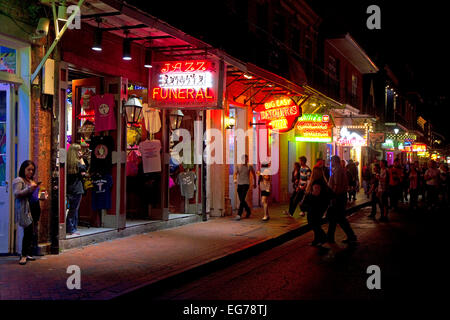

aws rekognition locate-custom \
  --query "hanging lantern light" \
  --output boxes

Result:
[124,95,143,124]
[169,110,184,130]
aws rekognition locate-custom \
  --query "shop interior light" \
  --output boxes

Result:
[124,95,143,124]
[57,1,68,21]
[144,48,153,68]
[92,20,103,51]
[243,74,253,79]
[123,31,132,60]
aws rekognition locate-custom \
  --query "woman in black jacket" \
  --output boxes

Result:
[301,167,332,246]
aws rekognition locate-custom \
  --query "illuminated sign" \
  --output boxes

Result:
[149,59,225,109]
[0,46,16,74]
[295,114,332,142]
[412,143,427,152]
[336,127,367,147]
[254,96,301,132]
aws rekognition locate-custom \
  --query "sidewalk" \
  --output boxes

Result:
[0,193,371,300]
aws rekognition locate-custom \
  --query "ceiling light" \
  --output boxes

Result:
[91,20,102,51]
[123,32,132,60]
[144,48,152,68]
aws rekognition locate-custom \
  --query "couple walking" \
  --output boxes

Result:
[234,155,271,222]
[300,155,357,246]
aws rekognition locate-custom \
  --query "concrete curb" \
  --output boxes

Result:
[115,200,371,300]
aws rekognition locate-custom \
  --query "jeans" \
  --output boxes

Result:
[67,193,82,233]
[426,185,438,209]
[389,185,401,210]
[237,184,250,216]
[327,193,356,242]
[288,189,305,216]
[21,223,33,257]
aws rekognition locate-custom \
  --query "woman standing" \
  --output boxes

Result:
[66,144,86,235]
[259,169,272,221]
[13,160,41,265]
[301,167,331,246]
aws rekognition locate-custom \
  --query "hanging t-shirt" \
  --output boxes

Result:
[177,171,196,199]
[142,103,161,134]
[139,139,161,173]
[90,94,117,132]
[91,174,113,211]
[89,135,115,174]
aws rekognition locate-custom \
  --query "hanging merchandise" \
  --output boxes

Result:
[89,93,117,132]
[89,135,115,174]
[142,103,161,134]
[80,89,95,111]
[126,149,141,176]
[78,120,95,141]
[177,170,196,199]
[91,173,113,211]
[138,139,161,173]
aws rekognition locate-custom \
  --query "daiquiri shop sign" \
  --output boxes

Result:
[149,59,225,109]
[254,96,301,133]
[295,114,332,142]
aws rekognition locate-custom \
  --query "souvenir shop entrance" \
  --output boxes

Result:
[61,67,200,244]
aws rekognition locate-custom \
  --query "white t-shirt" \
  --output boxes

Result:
[139,140,161,173]
[143,103,161,134]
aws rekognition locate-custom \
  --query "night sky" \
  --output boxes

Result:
[133,0,449,140]
[306,0,450,139]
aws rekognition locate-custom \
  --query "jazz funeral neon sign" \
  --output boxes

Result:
[254,96,301,132]
[295,114,332,142]
[150,59,224,109]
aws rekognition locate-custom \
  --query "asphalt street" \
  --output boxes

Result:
[151,206,449,300]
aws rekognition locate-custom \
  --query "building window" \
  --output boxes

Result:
[351,74,358,96]
[328,55,337,78]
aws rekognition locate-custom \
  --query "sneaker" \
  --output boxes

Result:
[234,215,241,221]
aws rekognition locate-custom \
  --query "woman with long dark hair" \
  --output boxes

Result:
[13,160,40,265]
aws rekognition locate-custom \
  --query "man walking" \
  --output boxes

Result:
[326,155,357,244]
[234,154,256,220]
[285,156,311,217]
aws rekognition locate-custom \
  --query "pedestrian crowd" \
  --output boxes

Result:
[233,153,450,248]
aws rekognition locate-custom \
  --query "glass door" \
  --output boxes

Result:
[0,83,11,253]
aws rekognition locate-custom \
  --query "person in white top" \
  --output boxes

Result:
[259,168,272,221]
[233,155,256,220]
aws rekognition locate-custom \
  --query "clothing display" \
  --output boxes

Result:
[89,94,117,132]
[177,171,196,199]
[139,139,161,173]
[89,135,114,174]
[91,174,113,211]
[142,103,161,134]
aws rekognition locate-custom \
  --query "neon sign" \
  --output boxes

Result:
[336,127,367,146]
[295,114,332,142]
[149,59,225,109]
[254,95,301,132]
[412,143,427,152]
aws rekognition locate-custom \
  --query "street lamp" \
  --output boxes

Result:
[124,95,143,124]
[394,128,399,134]
[169,110,184,130]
